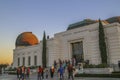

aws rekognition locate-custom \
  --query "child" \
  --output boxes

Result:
[45,69,49,79]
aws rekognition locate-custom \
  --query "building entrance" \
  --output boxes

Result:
[71,41,84,64]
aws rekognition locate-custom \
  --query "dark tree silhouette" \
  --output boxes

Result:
[42,31,47,67]
[99,19,107,64]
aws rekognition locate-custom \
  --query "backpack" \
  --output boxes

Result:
[51,68,54,73]
[27,68,30,73]
[68,65,73,72]
[38,68,43,73]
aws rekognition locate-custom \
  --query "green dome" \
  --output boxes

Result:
[106,16,120,23]
[67,19,97,30]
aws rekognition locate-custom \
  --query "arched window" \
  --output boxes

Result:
[18,58,20,66]
[34,55,37,66]
[28,56,31,66]
[23,57,25,66]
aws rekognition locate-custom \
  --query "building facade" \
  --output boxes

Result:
[13,16,120,68]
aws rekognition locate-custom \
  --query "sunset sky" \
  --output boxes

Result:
[0,0,120,65]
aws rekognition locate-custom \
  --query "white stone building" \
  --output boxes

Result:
[13,16,120,68]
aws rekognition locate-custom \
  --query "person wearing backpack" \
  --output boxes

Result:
[67,64,74,80]
[58,65,64,80]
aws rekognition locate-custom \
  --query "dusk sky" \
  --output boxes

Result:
[0,0,120,64]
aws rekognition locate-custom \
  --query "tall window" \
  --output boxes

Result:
[71,41,84,63]
[34,55,37,66]
[18,58,20,66]
[23,57,25,66]
[28,56,31,66]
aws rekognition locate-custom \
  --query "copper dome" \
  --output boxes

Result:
[16,32,39,47]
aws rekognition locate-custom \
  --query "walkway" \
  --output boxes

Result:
[0,74,120,80]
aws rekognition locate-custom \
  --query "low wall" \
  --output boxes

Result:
[83,68,113,74]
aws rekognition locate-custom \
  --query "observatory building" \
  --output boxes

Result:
[13,16,120,68]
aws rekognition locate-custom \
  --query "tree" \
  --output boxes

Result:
[0,64,9,68]
[42,31,47,67]
[99,19,107,64]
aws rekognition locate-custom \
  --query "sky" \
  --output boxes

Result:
[0,0,120,65]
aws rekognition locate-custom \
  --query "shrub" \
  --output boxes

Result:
[7,71,16,75]
[75,73,120,78]
[83,63,108,68]
[96,63,108,68]
[30,66,37,69]
[112,71,120,74]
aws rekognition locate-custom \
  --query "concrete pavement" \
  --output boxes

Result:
[0,73,120,80]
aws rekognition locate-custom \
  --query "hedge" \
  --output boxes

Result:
[75,73,120,78]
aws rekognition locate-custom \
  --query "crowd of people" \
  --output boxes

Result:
[16,58,77,80]
[55,58,76,80]
[16,66,30,80]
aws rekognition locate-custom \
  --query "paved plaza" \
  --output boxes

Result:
[0,74,120,80]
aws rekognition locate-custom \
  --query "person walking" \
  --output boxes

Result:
[50,66,55,78]
[45,68,49,79]
[37,66,43,80]
[54,60,57,69]
[26,67,30,79]
[16,67,21,80]
[67,64,74,80]
[21,66,25,80]
[58,65,64,80]
[41,66,44,79]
